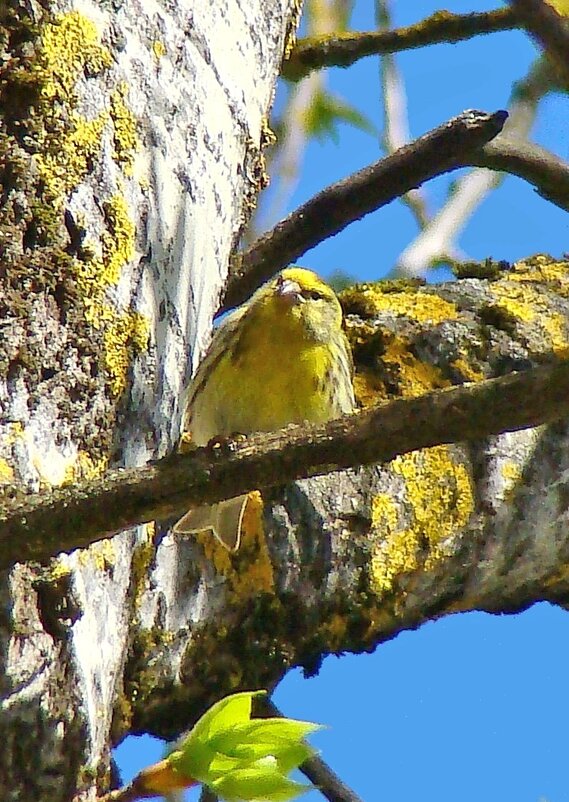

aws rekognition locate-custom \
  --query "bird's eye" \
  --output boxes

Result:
[302,289,324,301]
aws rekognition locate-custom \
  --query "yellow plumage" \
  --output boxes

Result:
[173,267,355,550]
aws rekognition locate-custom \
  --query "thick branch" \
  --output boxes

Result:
[224,109,507,311]
[509,0,569,84]
[283,8,519,81]
[2,359,569,569]
[226,113,569,310]
[472,137,569,211]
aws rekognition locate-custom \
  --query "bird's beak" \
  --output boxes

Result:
[275,277,303,304]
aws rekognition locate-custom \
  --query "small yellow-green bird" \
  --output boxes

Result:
[173,267,356,550]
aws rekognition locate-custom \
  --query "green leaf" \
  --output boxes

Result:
[171,691,266,780]
[211,718,321,754]
[304,89,376,144]
[268,741,316,773]
[167,690,322,802]
[169,740,216,782]
[212,766,313,802]
[192,690,265,741]
[218,738,316,773]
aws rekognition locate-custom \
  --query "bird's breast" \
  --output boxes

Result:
[191,337,334,442]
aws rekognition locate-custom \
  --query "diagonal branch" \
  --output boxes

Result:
[227,111,569,310]
[508,0,569,84]
[225,109,508,311]
[283,8,519,81]
[2,359,569,569]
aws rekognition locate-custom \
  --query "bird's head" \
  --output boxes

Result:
[261,267,343,342]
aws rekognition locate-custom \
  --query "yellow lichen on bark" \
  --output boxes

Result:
[449,357,484,383]
[39,11,112,96]
[102,310,150,397]
[152,40,167,60]
[35,12,148,399]
[64,451,109,483]
[508,254,569,287]
[38,112,109,201]
[500,460,523,501]
[348,323,451,406]
[78,537,117,571]
[100,194,136,286]
[0,459,15,484]
[36,11,112,206]
[491,282,569,356]
[110,83,139,175]
[380,334,451,397]
[370,445,475,597]
[341,282,459,324]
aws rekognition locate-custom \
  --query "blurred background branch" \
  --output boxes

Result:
[282,8,519,81]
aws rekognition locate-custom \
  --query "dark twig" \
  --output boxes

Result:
[473,137,569,212]
[283,8,519,81]
[508,0,569,84]
[261,697,364,802]
[2,358,569,568]
[97,784,141,802]
[199,787,218,802]
[224,109,507,311]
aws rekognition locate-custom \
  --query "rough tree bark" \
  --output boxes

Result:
[0,0,299,798]
[1,3,568,802]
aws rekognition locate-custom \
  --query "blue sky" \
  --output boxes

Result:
[116,2,569,801]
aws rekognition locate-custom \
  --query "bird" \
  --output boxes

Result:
[173,266,356,551]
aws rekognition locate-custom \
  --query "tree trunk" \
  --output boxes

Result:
[0,0,297,798]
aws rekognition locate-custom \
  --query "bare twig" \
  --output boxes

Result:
[225,109,507,311]
[473,137,569,211]
[283,8,519,81]
[2,358,569,568]
[508,0,569,84]
[97,784,141,802]
[299,754,364,802]
[261,697,364,802]
[199,787,218,802]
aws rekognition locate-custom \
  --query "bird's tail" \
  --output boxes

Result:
[172,494,249,551]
